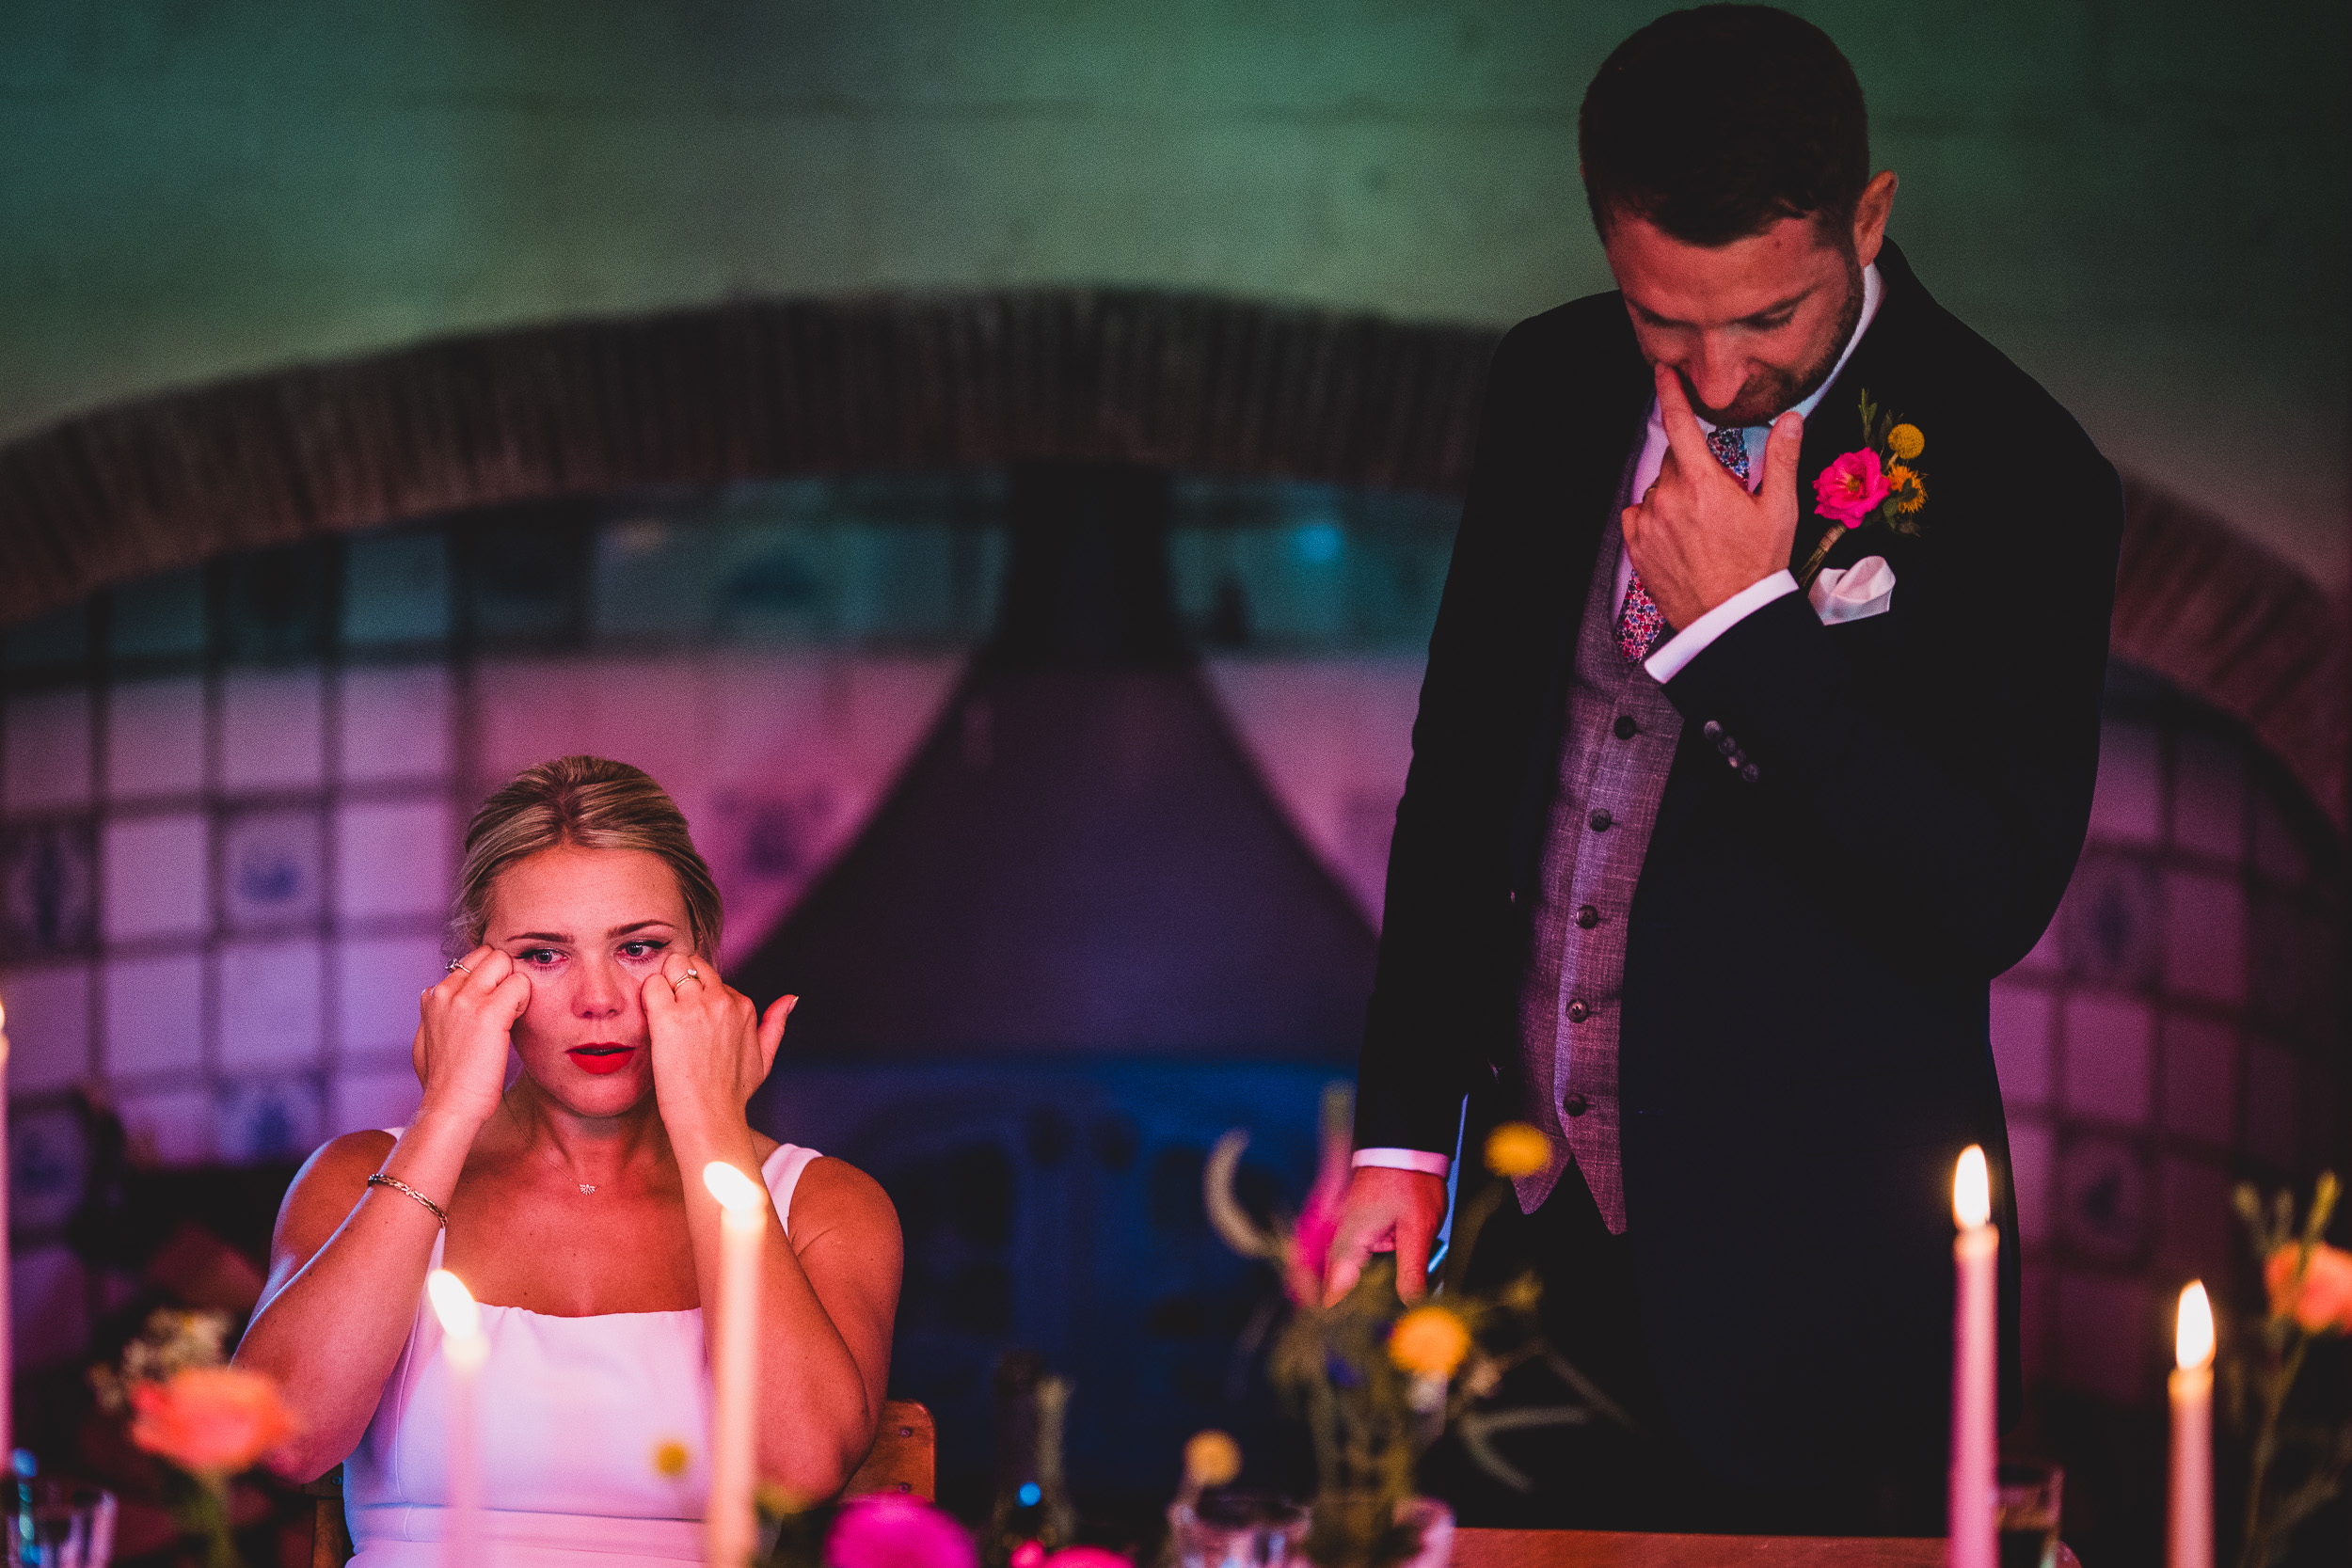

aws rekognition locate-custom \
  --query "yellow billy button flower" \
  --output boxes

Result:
[1484,1122,1551,1180]
[1389,1304,1472,1379]
[1184,1429,1243,1488]
[1887,423,1925,461]
[651,1438,691,1479]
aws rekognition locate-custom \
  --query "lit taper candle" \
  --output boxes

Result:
[426,1270,486,1568]
[0,990,11,1468]
[1949,1145,1996,1568]
[703,1162,768,1568]
[2169,1282,2214,1568]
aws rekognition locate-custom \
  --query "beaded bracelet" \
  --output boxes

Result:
[368,1172,450,1227]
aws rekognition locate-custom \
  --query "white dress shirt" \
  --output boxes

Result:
[1354,262,1883,1180]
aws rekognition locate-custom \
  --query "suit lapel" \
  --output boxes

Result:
[1648,242,1922,860]
[1506,316,1653,895]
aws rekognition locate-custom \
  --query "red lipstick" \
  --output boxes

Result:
[567,1045,638,1076]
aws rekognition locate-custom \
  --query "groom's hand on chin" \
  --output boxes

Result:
[1623,363,1804,633]
[1321,1166,1450,1307]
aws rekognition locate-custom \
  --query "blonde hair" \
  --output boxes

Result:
[451,756,722,958]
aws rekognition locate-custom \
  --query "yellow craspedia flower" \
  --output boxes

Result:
[1887,423,1925,460]
[1184,1429,1242,1487]
[1485,1122,1550,1179]
[1388,1304,1472,1379]
[651,1438,691,1479]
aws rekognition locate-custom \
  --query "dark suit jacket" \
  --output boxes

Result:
[1356,240,2122,1486]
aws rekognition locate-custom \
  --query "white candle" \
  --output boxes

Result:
[1948,1145,1996,1568]
[426,1270,486,1568]
[0,990,11,1468]
[702,1162,768,1568]
[2169,1282,2214,1568]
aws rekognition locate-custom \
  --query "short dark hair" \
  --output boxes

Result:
[1579,6,1869,247]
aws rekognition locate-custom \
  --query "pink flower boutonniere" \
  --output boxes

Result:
[1798,389,1930,588]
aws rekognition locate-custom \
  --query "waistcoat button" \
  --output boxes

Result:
[1566,1000,1590,1023]
[1564,1093,1590,1117]
[1576,905,1599,929]
[1588,808,1613,832]
[1613,715,1639,740]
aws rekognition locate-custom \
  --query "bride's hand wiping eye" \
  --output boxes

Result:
[643,952,796,1141]
[413,944,530,1131]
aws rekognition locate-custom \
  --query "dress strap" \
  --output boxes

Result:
[760,1144,823,1238]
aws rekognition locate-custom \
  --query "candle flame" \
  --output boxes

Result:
[2177,1281,2215,1371]
[426,1269,482,1340]
[702,1161,766,1216]
[1952,1145,1990,1229]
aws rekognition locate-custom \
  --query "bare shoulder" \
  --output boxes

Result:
[788,1156,900,1255]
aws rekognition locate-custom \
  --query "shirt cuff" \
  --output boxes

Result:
[1643,570,1800,684]
[1352,1147,1453,1178]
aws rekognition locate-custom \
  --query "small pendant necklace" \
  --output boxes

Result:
[579,1183,597,1194]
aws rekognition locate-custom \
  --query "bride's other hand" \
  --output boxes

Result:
[644,954,795,1140]
[413,945,529,1130]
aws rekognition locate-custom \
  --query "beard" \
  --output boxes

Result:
[1683,250,1867,428]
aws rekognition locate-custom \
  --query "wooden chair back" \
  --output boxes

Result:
[845,1400,937,1502]
[302,1400,935,1564]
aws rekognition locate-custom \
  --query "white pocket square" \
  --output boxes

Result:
[1808,554,1896,626]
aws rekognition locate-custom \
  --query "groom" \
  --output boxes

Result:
[1322,5,2122,1531]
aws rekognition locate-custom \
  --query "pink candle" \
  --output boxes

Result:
[702,1163,768,1568]
[0,991,11,1466]
[1948,1146,1996,1568]
[426,1271,486,1568]
[2169,1283,2214,1568]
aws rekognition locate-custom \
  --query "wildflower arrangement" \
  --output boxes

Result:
[2228,1173,2352,1568]
[91,1309,297,1568]
[1205,1090,1623,1568]
[1798,388,1930,588]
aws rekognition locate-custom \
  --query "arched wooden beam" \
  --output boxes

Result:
[0,289,2339,827]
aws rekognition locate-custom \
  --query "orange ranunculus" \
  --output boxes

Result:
[2265,1243,2352,1334]
[127,1366,297,1479]
[1388,1305,1472,1379]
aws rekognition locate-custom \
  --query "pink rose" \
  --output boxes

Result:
[128,1366,298,1479]
[827,1497,978,1568]
[1813,449,1890,529]
[2266,1243,2352,1334]
[1045,1550,1134,1568]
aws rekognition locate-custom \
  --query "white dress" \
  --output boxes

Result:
[343,1142,824,1567]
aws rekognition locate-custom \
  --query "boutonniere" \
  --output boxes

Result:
[1797,388,1928,588]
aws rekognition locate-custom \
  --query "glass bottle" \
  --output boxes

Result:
[983,1351,1075,1568]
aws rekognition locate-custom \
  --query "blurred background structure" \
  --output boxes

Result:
[0,2,2344,1560]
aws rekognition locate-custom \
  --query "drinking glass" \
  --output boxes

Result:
[1994,1462,2063,1568]
[7,1480,117,1568]
[1168,1489,1311,1568]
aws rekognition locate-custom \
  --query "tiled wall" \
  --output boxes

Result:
[3,483,2339,1415]
[1994,668,2344,1407]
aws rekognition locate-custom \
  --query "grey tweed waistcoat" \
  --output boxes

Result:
[1511,472,1685,1231]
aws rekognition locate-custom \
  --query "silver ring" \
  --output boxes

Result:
[447,959,471,975]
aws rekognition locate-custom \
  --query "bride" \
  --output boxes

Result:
[236,755,901,1567]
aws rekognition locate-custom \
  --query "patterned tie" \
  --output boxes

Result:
[1617,425,1754,662]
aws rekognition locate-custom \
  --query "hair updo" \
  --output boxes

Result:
[451,755,723,959]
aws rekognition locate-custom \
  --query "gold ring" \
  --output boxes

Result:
[678,968,704,987]
[447,959,471,975]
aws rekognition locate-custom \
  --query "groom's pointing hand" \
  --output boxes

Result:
[1621,364,1803,633]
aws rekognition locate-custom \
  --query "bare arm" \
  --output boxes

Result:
[233,948,525,1481]
[648,958,902,1499]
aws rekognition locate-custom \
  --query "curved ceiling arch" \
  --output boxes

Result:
[0,290,2338,827]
